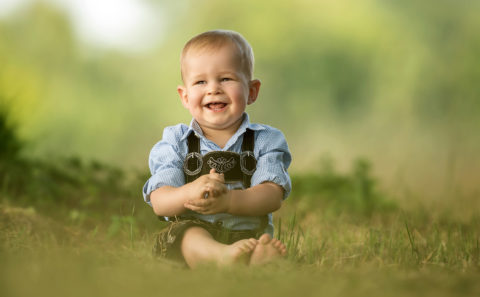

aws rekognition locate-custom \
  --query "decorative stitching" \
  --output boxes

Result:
[183,152,203,175]
[207,156,236,173]
[240,151,257,175]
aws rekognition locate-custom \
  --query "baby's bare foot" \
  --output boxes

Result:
[249,234,287,266]
[219,238,258,266]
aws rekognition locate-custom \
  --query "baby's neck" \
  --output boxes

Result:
[202,128,234,149]
[198,116,244,149]
[201,121,243,149]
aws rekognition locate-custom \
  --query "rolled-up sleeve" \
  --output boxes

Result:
[142,126,185,205]
[251,128,292,199]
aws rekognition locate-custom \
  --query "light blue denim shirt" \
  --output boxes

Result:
[143,113,291,236]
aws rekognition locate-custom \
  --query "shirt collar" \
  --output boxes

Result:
[180,113,264,142]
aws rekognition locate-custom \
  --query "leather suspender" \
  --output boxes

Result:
[241,129,255,188]
[184,132,202,183]
[184,129,256,188]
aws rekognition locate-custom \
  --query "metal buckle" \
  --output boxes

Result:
[240,151,256,175]
[183,152,203,175]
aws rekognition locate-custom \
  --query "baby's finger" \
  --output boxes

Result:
[206,186,223,198]
[211,187,226,197]
[208,169,225,182]
[184,204,208,214]
[216,172,225,183]
[206,181,225,192]
[213,182,228,193]
[203,185,211,199]
[186,199,212,207]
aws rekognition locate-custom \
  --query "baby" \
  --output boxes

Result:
[143,30,292,268]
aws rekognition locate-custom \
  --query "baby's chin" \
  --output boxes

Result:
[196,117,244,132]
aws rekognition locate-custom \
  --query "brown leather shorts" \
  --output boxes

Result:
[152,218,261,263]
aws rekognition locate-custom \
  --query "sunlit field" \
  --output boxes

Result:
[1,0,480,296]
[1,153,479,296]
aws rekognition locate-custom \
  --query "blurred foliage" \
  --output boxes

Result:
[1,100,393,234]
[289,156,396,218]
[1,112,394,235]
[1,3,479,288]
[0,99,22,162]
[0,0,480,197]
[0,111,156,234]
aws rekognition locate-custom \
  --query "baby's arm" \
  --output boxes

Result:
[150,172,226,217]
[184,179,283,216]
[228,182,283,216]
[184,128,290,216]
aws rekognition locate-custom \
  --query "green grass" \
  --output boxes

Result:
[1,155,480,297]
[1,202,479,297]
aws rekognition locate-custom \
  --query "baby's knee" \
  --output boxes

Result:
[181,226,213,250]
[183,226,211,238]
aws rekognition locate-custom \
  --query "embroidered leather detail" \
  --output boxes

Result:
[207,157,236,173]
[240,151,256,175]
[183,152,203,175]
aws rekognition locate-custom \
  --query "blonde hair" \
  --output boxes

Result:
[180,30,254,81]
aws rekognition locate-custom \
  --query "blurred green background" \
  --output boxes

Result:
[1,0,479,203]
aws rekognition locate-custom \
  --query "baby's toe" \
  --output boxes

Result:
[258,233,272,244]
[244,241,256,250]
[271,240,287,254]
[271,239,281,248]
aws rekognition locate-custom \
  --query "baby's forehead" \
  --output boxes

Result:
[184,41,241,60]
[180,39,252,81]
[181,43,244,72]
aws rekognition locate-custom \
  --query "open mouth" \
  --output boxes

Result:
[206,102,227,111]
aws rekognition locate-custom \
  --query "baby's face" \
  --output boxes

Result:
[178,43,256,134]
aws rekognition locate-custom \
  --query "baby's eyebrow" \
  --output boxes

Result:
[187,74,206,81]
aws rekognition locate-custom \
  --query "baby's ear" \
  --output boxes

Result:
[177,85,189,108]
[247,79,261,105]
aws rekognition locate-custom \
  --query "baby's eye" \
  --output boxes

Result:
[221,77,232,82]
[194,80,206,85]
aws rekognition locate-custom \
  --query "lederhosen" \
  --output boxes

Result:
[153,129,268,261]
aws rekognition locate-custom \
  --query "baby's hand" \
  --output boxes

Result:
[184,169,231,215]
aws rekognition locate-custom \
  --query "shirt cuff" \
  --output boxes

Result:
[142,168,185,205]
[251,167,292,199]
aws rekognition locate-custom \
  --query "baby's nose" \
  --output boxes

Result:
[207,82,222,95]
